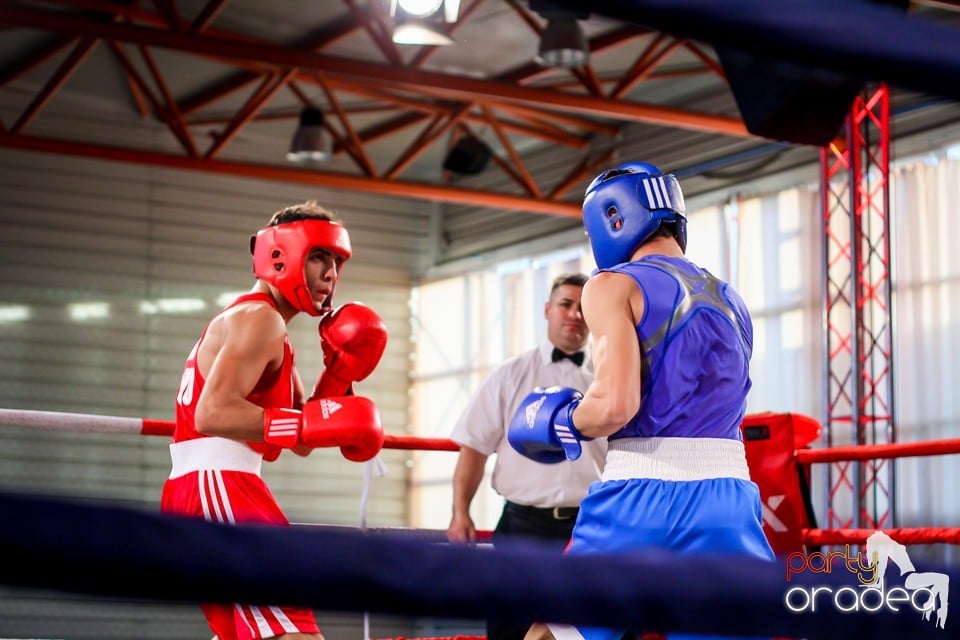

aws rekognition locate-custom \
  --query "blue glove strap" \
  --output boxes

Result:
[553,399,590,461]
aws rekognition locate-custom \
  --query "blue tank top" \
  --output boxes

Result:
[603,256,753,441]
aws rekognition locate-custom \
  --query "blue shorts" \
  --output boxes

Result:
[548,477,774,640]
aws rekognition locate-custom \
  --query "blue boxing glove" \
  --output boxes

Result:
[507,386,591,464]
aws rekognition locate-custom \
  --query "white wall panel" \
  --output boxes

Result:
[0,147,422,639]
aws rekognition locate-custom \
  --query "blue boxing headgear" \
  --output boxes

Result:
[582,161,687,269]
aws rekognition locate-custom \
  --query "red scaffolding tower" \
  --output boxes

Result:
[819,84,896,530]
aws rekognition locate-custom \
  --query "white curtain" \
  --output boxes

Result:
[410,156,960,559]
[685,189,824,420]
[891,156,960,563]
[409,249,595,531]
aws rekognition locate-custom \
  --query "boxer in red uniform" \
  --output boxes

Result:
[161,201,388,640]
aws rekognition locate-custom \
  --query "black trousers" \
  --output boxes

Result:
[486,501,579,640]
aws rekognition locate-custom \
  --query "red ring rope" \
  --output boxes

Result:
[797,438,960,463]
[0,409,460,451]
[10,409,960,461]
[5,408,960,551]
[803,527,960,546]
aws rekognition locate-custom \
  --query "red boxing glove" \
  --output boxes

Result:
[312,302,388,399]
[263,396,383,462]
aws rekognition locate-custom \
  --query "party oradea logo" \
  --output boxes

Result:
[784,530,949,629]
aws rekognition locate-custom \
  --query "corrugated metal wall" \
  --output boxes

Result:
[0,147,429,639]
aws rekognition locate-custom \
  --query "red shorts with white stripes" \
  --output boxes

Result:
[161,468,321,640]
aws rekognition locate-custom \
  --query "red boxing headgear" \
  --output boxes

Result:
[251,218,352,316]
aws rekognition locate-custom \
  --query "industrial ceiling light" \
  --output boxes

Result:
[392,23,454,46]
[287,107,332,163]
[442,136,492,176]
[531,1,590,68]
[389,0,461,46]
[536,18,589,67]
[397,0,443,17]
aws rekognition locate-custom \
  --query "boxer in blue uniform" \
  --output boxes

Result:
[508,162,774,640]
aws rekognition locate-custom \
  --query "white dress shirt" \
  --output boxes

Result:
[451,341,607,508]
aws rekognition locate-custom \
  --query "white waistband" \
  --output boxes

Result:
[602,437,750,482]
[168,437,263,479]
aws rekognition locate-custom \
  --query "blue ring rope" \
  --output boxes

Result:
[0,490,952,639]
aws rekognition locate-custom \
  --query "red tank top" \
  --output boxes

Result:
[173,292,292,461]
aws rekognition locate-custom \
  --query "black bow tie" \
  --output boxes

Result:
[552,347,585,367]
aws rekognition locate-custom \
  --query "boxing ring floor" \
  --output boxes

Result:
[1,407,959,640]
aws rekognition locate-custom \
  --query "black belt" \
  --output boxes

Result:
[505,501,579,521]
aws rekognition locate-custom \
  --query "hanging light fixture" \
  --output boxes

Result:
[442,135,492,175]
[531,1,590,68]
[287,107,332,163]
[389,0,461,46]
[536,18,589,67]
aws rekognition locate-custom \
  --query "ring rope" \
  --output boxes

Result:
[0,489,952,640]
[797,438,960,463]
[10,408,960,460]
[0,407,957,637]
[304,524,492,543]
[3,412,957,539]
[0,408,459,451]
[0,407,493,539]
[5,406,959,548]
[803,527,960,546]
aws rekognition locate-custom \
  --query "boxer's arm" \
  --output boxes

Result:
[195,303,287,441]
[574,272,643,438]
[290,366,312,457]
[292,365,306,409]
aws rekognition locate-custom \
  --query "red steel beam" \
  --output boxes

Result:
[187,0,228,34]
[0,132,583,217]
[331,80,602,145]
[316,73,379,176]
[384,112,455,181]
[496,25,650,86]
[482,104,540,198]
[0,34,75,86]
[11,35,98,134]
[203,69,297,159]
[0,5,750,138]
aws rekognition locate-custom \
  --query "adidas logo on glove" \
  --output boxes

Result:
[524,396,545,429]
[320,399,342,419]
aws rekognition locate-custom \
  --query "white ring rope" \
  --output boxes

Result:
[0,408,146,433]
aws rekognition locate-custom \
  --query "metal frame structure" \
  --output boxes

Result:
[2,1,959,222]
[819,84,896,531]
[0,0,742,217]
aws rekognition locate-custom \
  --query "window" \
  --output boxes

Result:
[408,195,825,531]
[406,147,960,562]
[408,247,594,531]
